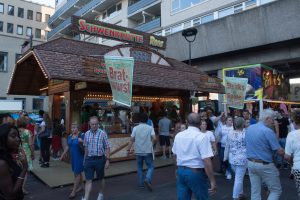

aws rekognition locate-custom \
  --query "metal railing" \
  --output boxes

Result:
[128,0,159,15]
[47,17,71,39]
[48,0,80,25]
[135,17,161,32]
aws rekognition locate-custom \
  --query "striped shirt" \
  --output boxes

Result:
[84,129,110,157]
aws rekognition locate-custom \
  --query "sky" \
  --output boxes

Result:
[27,0,55,8]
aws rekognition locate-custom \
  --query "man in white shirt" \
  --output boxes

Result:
[127,113,156,191]
[172,113,217,200]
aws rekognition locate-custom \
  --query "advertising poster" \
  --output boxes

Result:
[224,77,248,109]
[223,64,263,100]
[104,56,134,107]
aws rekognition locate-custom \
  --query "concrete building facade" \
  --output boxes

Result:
[0,0,54,112]
[48,0,276,41]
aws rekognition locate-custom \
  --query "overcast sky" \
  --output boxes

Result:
[28,0,55,8]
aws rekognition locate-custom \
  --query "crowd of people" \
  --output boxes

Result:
[1,105,300,200]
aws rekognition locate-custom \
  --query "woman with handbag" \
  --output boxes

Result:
[60,123,84,199]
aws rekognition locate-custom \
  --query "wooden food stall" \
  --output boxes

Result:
[8,16,224,161]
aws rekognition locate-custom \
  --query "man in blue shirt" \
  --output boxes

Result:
[246,109,284,200]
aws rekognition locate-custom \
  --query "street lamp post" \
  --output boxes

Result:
[182,28,198,66]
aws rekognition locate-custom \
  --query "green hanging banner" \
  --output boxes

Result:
[104,56,134,107]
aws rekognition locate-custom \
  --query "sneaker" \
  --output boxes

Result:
[144,180,153,192]
[226,174,232,180]
[97,193,104,200]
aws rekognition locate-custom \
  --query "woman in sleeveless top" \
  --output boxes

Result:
[0,123,28,200]
[60,123,84,199]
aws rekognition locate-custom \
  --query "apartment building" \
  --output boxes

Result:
[0,0,54,112]
[48,0,275,43]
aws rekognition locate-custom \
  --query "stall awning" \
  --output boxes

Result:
[8,37,224,95]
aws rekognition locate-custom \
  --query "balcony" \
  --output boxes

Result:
[135,17,161,32]
[128,0,160,16]
[48,18,71,39]
[48,0,92,27]
[75,0,120,19]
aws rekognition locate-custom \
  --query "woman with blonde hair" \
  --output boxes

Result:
[60,123,84,199]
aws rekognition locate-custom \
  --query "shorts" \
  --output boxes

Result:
[84,156,106,180]
[159,135,170,146]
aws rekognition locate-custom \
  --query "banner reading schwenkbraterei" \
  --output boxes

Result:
[104,56,134,107]
[225,77,248,109]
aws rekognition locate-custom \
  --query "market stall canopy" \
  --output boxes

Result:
[8,37,224,95]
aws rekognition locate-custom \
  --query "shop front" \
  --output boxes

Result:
[222,64,297,115]
[8,17,224,161]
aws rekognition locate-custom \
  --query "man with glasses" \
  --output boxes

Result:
[82,116,110,200]
[245,109,284,200]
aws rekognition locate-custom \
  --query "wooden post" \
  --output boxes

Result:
[64,91,71,134]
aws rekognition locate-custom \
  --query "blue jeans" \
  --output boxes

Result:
[248,161,282,200]
[136,154,154,187]
[176,167,208,200]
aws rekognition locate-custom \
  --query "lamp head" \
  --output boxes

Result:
[182,28,198,42]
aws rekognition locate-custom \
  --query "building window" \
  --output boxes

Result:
[103,2,122,20]
[15,54,22,63]
[35,28,41,38]
[164,28,171,36]
[171,24,182,34]
[17,25,23,35]
[0,52,8,72]
[234,4,243,13]
[7,23,13,33]
[8,5,14,16]
[45,14,50,23]
[0,97,7,100]
[218,7,234,18]
[36,12,42,22]
[14,98,26,110]
[0,3,4,13]
[171,0,204,13]
[27,10,33,20]
[18,7,24,18]
[45,30,49,39]
[245,0,257,7]
[201,13,214,24]
[32,98,44,110]
[193,17,201,26]
[0,21,3,32]
[26,27,32,36]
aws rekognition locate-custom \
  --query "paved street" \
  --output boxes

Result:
[25,165,297,200]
